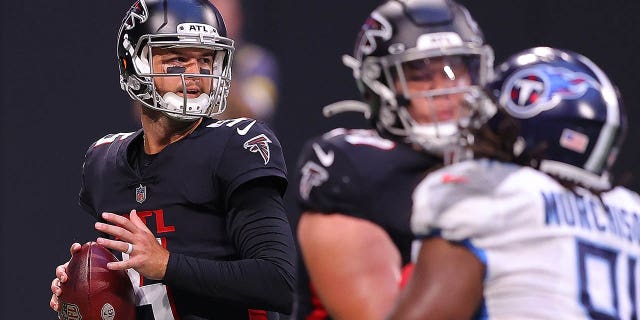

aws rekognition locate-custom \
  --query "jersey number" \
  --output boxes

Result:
[577,239,638,320]
[124,237,176,320]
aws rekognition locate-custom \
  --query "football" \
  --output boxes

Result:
[58,242,136,320]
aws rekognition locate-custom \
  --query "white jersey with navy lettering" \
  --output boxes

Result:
[411,159,640,320]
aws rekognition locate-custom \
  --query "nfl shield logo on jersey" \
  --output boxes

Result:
[135,184,147,204]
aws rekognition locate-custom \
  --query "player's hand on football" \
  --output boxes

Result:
[50,242,82,311]
[95,209,170,280]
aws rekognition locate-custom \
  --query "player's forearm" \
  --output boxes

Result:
[163,252,294,312]
[161,177,296,312]
[161,205,296,312]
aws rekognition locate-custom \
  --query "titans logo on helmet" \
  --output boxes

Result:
[500,65,600,119]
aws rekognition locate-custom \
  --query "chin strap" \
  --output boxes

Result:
[322,100,371,119]
[342,54,361,79]
[539,160,612,191]
[336,54,400,121]
[343,54,399,106]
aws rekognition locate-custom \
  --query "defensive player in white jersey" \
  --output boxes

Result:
[388,47,637,319]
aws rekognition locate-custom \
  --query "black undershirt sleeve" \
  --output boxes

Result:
[162,177,296,313]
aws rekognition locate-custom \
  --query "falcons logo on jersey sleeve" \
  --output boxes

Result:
[244,134,272,165]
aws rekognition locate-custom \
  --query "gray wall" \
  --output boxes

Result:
[2,0,639,318]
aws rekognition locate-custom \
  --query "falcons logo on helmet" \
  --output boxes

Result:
[356,11,393,59]
[244,134,272,165]
[122,0,149,30]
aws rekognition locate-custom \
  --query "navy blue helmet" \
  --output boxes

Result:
[487,47,626,190]
[117,0,235,120]
[342,0,494,155]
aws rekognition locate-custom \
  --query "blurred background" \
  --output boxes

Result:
[1,0,639,318]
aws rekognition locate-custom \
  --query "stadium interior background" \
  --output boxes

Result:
[1,1,639,318]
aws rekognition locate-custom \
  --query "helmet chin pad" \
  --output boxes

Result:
[158,92,211,121]
[408,120,461,155]
[411,121,459,139]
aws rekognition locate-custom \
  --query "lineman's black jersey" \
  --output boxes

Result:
[80,117,289,320]
[295,128,440,319]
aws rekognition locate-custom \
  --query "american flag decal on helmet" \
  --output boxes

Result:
[244,134,272,165]
[560,128,589,154]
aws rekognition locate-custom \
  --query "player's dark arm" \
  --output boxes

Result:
[162,177,296,312]
[387,237,485,320]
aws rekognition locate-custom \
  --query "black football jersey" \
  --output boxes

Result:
[296,128,440,320]
[297,128,439,263]
[79,117,287,320]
